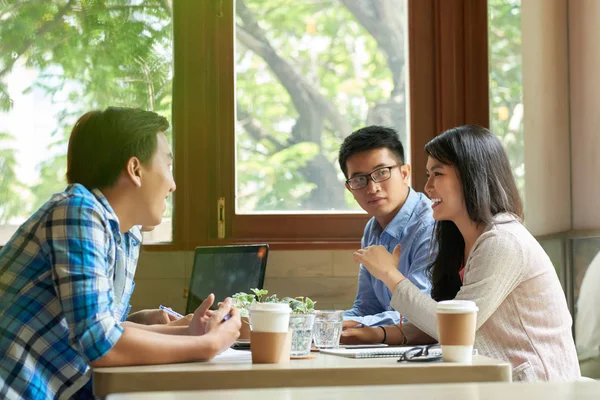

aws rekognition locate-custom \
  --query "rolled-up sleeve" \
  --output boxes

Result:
[391,229,525,339]
[403,223,434,295]
[46,202,123,364]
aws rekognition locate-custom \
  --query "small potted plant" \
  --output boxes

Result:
[233,289,316,355]
[232,288,280,340]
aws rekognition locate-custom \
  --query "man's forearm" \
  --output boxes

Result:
[90,326,220,367]
[126,309,164,325]
[121,321,189,336]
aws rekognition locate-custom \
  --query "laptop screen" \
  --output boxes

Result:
[186,244,269,314]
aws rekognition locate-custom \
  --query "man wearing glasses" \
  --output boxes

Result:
[338,126,435,344]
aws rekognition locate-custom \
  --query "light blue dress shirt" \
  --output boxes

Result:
[344,188,435,326]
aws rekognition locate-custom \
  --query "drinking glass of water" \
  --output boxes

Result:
[289,313,316,357]
[312,310,344,349]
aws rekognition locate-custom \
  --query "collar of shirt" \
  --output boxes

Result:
[369,187,421,241]
[82,185,142,246]
[82,185,142,317]
[491,212,519,224]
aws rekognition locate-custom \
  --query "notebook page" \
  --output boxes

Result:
[320,346,418,358]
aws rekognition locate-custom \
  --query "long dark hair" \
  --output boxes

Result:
[424,125,523,301]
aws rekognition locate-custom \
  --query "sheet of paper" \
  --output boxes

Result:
[212,348,252,362]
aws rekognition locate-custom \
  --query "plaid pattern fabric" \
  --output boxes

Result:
[0,184,141,399]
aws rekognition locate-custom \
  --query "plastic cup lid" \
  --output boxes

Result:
[436,300,478,313]
[249,303,291,313]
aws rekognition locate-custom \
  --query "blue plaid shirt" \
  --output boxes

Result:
[0,184,141,399]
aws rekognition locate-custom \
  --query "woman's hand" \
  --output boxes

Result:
[353,244,406,291]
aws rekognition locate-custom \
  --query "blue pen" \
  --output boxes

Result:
[159,305,184,319]
[354,323,366,328]
[222,314,231,322]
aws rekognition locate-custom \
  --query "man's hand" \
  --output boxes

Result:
[127,309,177,325]
[187,294,216,336]
[340,326,384,345]
[204,298,242,354]
[342,320,363,330]
[167,313,194,326]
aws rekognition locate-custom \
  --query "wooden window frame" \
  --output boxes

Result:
[146,0,489,252]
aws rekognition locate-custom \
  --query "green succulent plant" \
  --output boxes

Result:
[281,296,316,314]
[232,289,316,316]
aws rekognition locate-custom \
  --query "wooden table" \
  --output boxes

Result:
[93,349,511,397]
[106,381,600,400]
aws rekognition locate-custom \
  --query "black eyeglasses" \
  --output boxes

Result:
[397,344,442,362]
[346,165,399,190]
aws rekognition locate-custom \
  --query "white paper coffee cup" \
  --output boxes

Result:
[436,300,478,363]
[249,303,291,332]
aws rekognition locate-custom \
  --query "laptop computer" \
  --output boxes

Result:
[185,244,269,314]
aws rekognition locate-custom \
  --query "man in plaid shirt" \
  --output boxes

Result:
[0,107,241,399]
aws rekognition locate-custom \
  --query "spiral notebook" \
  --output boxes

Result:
[320,346,442,359]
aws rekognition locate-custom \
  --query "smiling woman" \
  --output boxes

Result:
[353,125,580,382]
[424,125,523,300]
[424,161,464,223]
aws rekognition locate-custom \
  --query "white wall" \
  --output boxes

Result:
[522,0,571,236]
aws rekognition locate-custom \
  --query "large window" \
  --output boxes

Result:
[0,1,174,245]
[235,0,409,214]
[1,1,490,250]
[488,0,524,199]
[187,0,490,247]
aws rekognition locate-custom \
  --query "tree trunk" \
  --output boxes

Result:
[236,0,349,210]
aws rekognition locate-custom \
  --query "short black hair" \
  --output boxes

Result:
[338,126,405,178]
[67,107,169,189]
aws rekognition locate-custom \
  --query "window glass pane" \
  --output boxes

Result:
[0,1,173,245]
[235,0,409,214]
[488,0,524,202]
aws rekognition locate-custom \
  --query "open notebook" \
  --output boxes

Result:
[320,346,442,359]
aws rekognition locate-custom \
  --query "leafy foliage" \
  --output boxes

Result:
[281,296,316,314]
[235,0,404,212]
[0,0,173,220]
[0,132,24,223]
[233,289,315,315]
[488,0,525,200]
[250,288,269,303]
[0,0,525,226]
[231,291,255,317]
